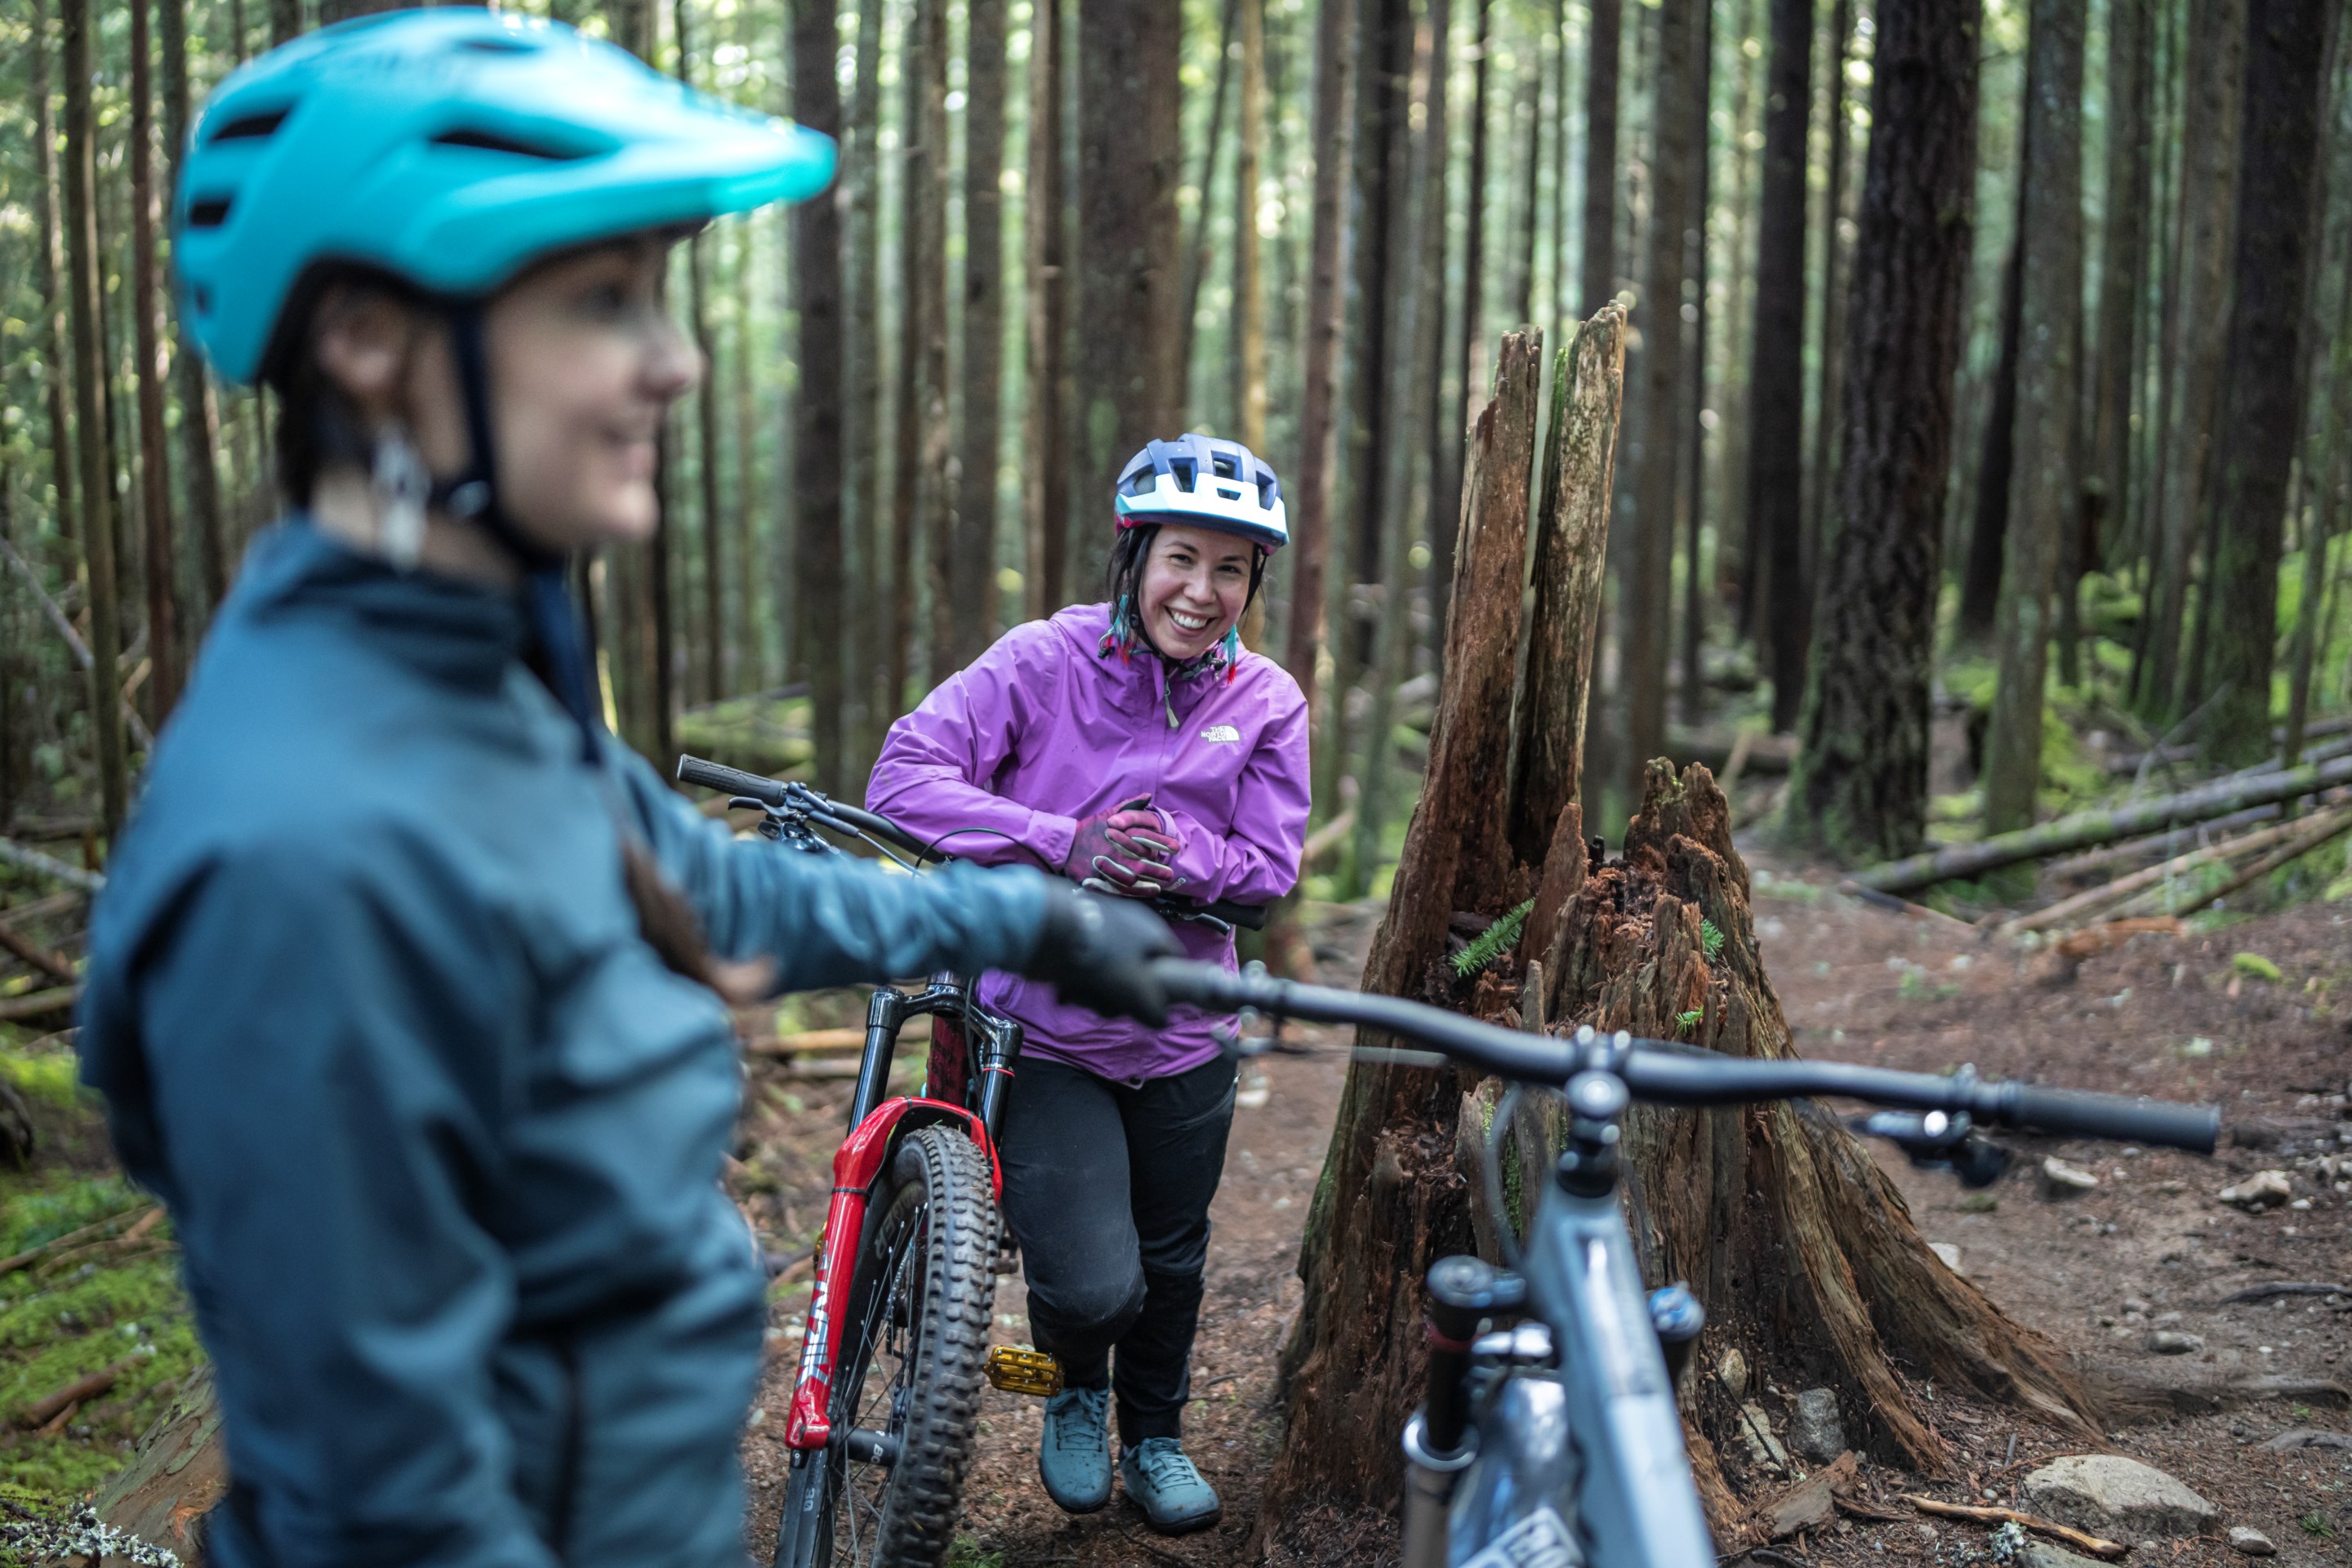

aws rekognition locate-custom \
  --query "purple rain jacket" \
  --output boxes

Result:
[868,603,1312,1082]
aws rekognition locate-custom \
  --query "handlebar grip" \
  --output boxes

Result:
[1994,1084,2220,1154]
[676,755,790,808]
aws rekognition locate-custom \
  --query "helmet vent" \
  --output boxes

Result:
[208,108,290,142]
[430,127,590,161]
[187,197,234,229]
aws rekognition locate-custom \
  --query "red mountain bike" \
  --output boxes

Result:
[674,757,1259,1568]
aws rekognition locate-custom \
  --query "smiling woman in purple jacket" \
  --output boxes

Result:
[867,434,1308,1533]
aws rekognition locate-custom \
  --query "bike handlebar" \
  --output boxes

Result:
[1149,960,2220,1154]
[675,755,1268,932]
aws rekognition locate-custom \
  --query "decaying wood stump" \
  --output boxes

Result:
[1258,309,2096,1551]
[93,1363,225,1565]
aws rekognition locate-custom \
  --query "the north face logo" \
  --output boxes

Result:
[1200,724,1241,743]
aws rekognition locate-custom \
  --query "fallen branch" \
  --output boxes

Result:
[2042,804,2280,883]
[0,986,78,1022]
[2152,801,2352,917]
[1853,751,2352,894]
[1839,883,1985,939]
[15,1355,144,1430]
[0,533,155,751]
[2004,811,2323,934]
[1899,1495,2125,1561]
[0,838,103,894]
[747,1027,870,1058]
[2220,1281,2351,1304]
[0,921,77,987]
[0,1205,158,1278]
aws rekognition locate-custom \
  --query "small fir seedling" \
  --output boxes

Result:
[1452,898,1537,977]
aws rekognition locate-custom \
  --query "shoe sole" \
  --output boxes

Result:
[1039,1458,1111,1515]
[1119,1483,1221,1535]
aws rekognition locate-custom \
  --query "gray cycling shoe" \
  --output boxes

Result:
[1119,1437,1222,1533]
[1038,1386,1112,1512]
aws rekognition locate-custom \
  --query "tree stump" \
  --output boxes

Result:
[1257,310,2097,1551]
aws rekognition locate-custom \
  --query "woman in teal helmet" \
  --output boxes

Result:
[74,13,1174,1567]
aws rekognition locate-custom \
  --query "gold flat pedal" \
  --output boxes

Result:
[985,1345,1064,1396]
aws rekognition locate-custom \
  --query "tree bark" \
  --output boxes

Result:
[675,0,726,703]
[849,0,885,769]
[1022,0,1069,617]
[1677,0,1712,732]
[1786,0,1981,863]
[2198,0,2343,764]
[270,0,300,47]
[158,0,224,613]
[2285,209,2352,764]
[1980,0,2086,840]
[1505,24,1543,327]
[1803,0,1853,601]
[1740,0,1806,737]
[1073,0,1183,598]
[1254,332,1546,1534]
[31,0,78,561]
[1348,0,1448,896]
[1583,0,1622,315]
[1432,0,1494,666]
[1232,0,1269,454]
[1281,0,1354,730]
[1181,0,1241,417]
[1958,232,2025,641]
[130,0,178,726]
[2140,0,2247,719]
[61,0,128,837]
[791,0,845,796]
[954,0,1007,666]
[2088,0,2151,586]
[1624,0,1699,801]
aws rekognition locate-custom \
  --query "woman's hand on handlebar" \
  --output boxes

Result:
[1024,889,1184,1025]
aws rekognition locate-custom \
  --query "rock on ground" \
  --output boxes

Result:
[2020,1542,2109,1568]
[2216,1169,2292,1209]
[2144,1330,2203,1355]
[2042,1156,2100,1199]
[2227,1525,2276,1556]
[1788,1388,1844,1463]
[2022,1454,2217,1539]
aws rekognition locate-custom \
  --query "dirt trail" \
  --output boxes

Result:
[735,869,2352,1566]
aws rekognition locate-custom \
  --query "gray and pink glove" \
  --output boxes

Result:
[1062,795,1184,898]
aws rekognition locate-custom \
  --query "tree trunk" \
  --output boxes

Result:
[1958,230,2025,641]
[1749,0,1797,737]
[889,0,930,719]
[316,0,400,22]
[1677,0,1712,732]
[1232,0,1269,454]
[2141,0,2247,720]
[61,0,128,838]
[1181,0,1241,418]
[2088,0,2152,590]
[792,0,846,797]
[1281,0,1354,729]
[1432,0,1493,665]
[1072,0,1183,598]
[955,0,1007,666]
[1022,0,1069,617]
[32,0,78,561]
[1505,35,1542,327]
[2197,0,2342,765]
[849,0,884,770]
[1623,0,1698,801]
[1786,0,1981,863]
[1582,0,1621,315]
[1549,0,1569,334]
[675,0,726,703]
[270,0,300,47]
[158,0,225,613]
[1254,331,1547,1535]
[1803,0,1853,600]
[130,0,178,728]
[1348,0,1448,896]
[2285,207,2352,764]
[915,0,951,685]
[1980,0,2085,840]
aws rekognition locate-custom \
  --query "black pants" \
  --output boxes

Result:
[997,1053,1236,1447]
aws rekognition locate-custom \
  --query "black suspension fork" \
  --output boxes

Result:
[972,1013,1023,1143]
[849,987,911,1131]
[1401,1255,1526,1568]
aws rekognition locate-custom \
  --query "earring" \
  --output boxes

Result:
[372,428,430,571]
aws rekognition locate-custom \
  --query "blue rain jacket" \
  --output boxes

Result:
[78,521,1054,1568]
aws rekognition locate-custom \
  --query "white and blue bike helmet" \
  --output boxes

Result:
[1113,435,1288,553]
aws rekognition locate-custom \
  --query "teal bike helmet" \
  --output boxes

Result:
[174,6,835,386]
[171,8,835,760]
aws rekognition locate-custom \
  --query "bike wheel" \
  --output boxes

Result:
[773,1123,1000,1568]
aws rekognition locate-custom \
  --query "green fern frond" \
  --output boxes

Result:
[1675,1008,1704,1033]
[1451,898,1538,977]
[1699,918,1726,961]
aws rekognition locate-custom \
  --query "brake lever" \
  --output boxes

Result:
[1212,960,1295,1058]
[1848,1109,2011,1188]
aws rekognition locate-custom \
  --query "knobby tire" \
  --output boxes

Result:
[773,1124,1000,1568]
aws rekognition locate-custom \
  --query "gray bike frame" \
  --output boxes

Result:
[1405,1166,1713,1568]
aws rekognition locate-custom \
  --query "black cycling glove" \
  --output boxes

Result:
[1024,889,1181,1026]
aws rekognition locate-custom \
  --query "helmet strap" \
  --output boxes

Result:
[437,302,604,763]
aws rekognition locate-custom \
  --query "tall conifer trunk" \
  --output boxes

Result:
[130,0,178,724]
[158,0,225,613]
[1022,0,1069,617]
[791,0,846,795]
[955,0,1007,666]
